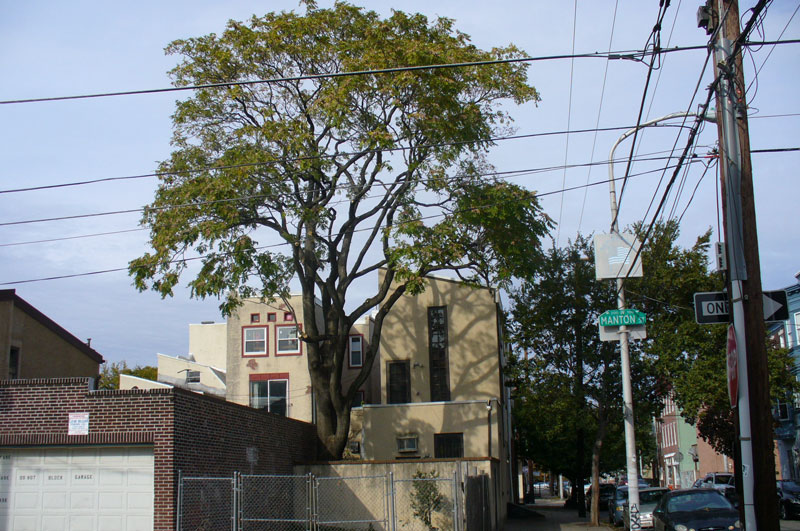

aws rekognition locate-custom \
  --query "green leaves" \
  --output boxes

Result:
[131,2,546,458]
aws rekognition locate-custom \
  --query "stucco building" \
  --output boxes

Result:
[0,289,104,380]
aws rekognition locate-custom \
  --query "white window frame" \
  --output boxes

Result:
[276,325,301,355]
[250,378,289,416]
[243,327,267,356]
[349,335,363,367]
[397,435,419,453]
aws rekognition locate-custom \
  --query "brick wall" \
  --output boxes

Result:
[0,377,317,530]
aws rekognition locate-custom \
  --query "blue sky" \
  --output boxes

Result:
[1,1,798,366]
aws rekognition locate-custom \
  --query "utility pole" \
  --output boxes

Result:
[705,0,778,528]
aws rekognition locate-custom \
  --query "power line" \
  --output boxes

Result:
[577,0,621,234]
[0,159,705,286]
[0,46,705,107]
[555,0,580,246]
[613,0,672,224]
[0,123,689,196]
[0,151,702,228]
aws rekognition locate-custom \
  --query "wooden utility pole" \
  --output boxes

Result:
[708,0,778,528]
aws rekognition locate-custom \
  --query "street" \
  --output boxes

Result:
[505,498,800,530]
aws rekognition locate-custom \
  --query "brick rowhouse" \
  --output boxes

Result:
[0,378,317,531]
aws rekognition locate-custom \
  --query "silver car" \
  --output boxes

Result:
[623,487,670,529]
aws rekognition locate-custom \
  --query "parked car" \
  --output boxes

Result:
[622,487,669,529]
[778,479,800,519]
[692,472,734,491]
[652,488,740,531]
[609,486,629,526]
[586,483,615,512]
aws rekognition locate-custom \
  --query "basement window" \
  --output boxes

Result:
[397,435,419,453]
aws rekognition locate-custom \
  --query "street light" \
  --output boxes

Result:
[606,110,715,531]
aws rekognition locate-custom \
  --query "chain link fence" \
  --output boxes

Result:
[177,470,468,531]
[315,474,389,530]
[177,473,236,531]
[240,474,312,531]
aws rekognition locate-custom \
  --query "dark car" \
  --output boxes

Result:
[609,486,629,526]
[586,483,615,512]
[778,480,800,519]
[652,488,740,531]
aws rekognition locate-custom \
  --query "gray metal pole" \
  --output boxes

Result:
[606,112,708,530]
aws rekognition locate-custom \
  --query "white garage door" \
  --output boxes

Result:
[0,446,154,531]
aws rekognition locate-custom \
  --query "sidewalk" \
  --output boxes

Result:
[504,497,611,530]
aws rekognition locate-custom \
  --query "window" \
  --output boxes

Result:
[397,435,418,453]
[347,440,361,455]
[284,312,294,322]
[388,361,410,404]
[250,375,289,416]
[8,347,19,379]
[276,325,301,355]
[243,327,267,356]
[349,335,363,367]
[795,312,800,347]
[434,433,464,458]
[777,401,791,421]
[428,306,450,401]
[185,370,201,383]
[250,313,260,323]
[267,313,277,322]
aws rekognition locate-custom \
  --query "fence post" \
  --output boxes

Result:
[452,470,459,531]
[308,472,314,531]
[389,471,397,531]
[176,470,183,531]
[232,472,239,531]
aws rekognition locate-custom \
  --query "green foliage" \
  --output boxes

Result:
[98,361,158,390]
[410,470,444,530]
[507,235,660,480]
[626,220,798,456]
[128,2,547,458]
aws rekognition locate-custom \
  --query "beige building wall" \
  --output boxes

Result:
[362,401,499,460]
[377,271,502,403]
[156,353,226,397]
[1,290,103,380]
[119,373,172,390]
[188,322,227,367]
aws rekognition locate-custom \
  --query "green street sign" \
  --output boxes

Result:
[599,309,646,327]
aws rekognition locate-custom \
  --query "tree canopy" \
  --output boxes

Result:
[129,2,549,457]
[98,361,158,390]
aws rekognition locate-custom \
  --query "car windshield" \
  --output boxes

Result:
[640,489,668,503]
[667,491,733,513]
[782,481,800,492]
[714,475,733,485]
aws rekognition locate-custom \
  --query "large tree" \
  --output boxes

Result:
[628,220,798,456]
[508,236,661,522]
[129,3,549,458]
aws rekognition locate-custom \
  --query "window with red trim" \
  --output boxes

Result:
[249,373,288,416]
[250,313,260,323]
[242,326,267,356]
[284,312,294,322]
[267,313,277,322]
[276,325,301,355]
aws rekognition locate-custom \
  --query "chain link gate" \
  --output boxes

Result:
[314,474,390,530]
[391,472,459,531]
[178,470,460,531]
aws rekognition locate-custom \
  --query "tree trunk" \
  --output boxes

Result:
[590,412,607,525]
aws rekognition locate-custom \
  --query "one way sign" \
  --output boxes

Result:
[693,290,789,324]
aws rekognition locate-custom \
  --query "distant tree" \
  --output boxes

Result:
[98,361,158,390]
[129,3,549,458]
